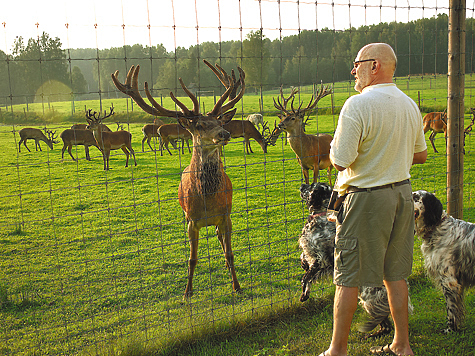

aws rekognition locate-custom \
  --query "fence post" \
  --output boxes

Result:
[447,0,465,218]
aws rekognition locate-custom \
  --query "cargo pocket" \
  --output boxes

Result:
[334,236,358,272]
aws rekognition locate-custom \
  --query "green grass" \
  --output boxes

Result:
[1,76,475,355]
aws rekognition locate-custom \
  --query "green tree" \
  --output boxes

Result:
[71,66,88,95]
[242,30,269,92]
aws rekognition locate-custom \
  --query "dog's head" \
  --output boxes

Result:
[412,190,444,231]
[300,182,333,215]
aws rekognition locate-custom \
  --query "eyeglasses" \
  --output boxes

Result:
[353,58,376,68]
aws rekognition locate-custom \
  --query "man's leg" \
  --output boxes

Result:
[383,279,414,356]
[325,285,358,356]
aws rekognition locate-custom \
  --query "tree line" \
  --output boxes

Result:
[1,13,473,107]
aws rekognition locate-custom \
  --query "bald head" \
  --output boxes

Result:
[358,43,397,75]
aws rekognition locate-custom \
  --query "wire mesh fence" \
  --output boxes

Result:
[1,0,475,354]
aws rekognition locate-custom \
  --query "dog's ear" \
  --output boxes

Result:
[423,193,444,227]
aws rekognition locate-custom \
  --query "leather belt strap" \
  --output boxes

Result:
[346,179,410,193]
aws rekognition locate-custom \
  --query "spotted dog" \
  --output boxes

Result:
[299,182,413,337]
[413,190,475,332]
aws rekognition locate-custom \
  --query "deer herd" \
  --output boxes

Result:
[15,60,475,299]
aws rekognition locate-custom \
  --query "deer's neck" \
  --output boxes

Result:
[287,129,311,156]
[92,127,104,146]
[190,141,224,195]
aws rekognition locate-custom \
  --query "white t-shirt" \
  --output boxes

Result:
[330,83,427,194]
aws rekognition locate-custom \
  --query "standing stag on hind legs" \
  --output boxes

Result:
[272,84,334,185]
[423,109,447,153]
[85,107,137,170]
[111,60,245,300]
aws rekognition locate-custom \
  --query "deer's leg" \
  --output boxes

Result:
[35,139,42,151]
[61,144,67,159]
[128,144,137,166]
[142,137,147,152]
[147,137,154,151]
[312,165,320,184]
[165,142,173,155]
[84,145,91,161]
[159,139,164,156]
[186,139,191,153]
[67,144,77,161]
[22,139,31,152]
[216,216,241,293]
[302,166,310,184]
[184,221,200,300]
[121,147,130,167]
[247,138,254,154]
[102,149,110,170]
[429,132,439,153]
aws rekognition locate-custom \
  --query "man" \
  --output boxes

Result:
[320,43,427,356]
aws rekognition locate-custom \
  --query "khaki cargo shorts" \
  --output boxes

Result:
[333,183,414,288]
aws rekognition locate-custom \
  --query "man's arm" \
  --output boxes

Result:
[413,149,427,165]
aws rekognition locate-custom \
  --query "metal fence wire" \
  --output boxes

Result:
[1,0,475,354]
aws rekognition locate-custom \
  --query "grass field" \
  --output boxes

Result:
[1,76,475,355]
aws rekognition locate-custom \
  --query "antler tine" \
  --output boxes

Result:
[112,65,183,118]
[204,60,228,87]
[220,66,246,113]
[178,78,199,115]
[142,82,182,118]
[302,84,333,113]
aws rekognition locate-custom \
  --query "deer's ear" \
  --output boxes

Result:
[219,108,237,125]
[177,117,190,129]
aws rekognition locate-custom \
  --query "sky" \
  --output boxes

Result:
[1,0,454,54]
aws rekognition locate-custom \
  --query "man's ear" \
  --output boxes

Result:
[371,60,379,73]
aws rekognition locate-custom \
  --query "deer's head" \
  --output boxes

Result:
[85,107,115,131]
[273,85,332,133]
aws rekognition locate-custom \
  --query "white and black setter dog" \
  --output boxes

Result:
[299,182,413,337]
[413,190,475,333]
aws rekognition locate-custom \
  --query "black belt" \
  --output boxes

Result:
[346,179,410,193]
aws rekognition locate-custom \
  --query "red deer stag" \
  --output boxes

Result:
[85,107,137,170]
[423,110,447,153]
[223,119,269,154]
[141,119,165,152]
[62,122,112,161]
[18,128,58,152]
[157,123,192,156]
[273,84,334,185]
[111,60,245,299]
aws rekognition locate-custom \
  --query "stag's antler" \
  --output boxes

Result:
[273,85,299,114]
[112,61,245,120]
[86,106,115,123]
[46,129,59,143]
[203,60,245,115]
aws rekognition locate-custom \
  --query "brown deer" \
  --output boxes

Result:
[157,123,192,156]
[111,60,245,299]
[62,122,112,161]
[423,110,447,153]
[223,119,269,154]
[85,107,137,170]
[273,84,334,185]
[18,128,58,152]
[141,119,165,152]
